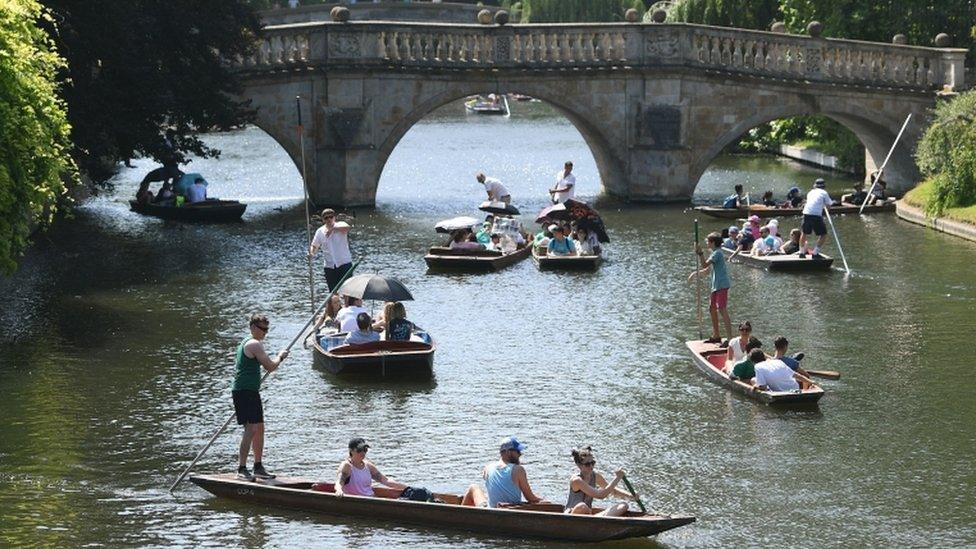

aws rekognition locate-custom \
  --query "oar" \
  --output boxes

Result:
[168,259,362,493]
[805,369,841,380]
[860,113,911,214]
[620,473,647,514]
[693,219,703,340]
[823,207,850,275]
[297,95,315,313]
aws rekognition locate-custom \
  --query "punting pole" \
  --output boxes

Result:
[823,208,850,275]
[860,113,912,214]
[168,260,362,493]
[621,473,648,514]
[297,96,315,314]
[694,219,703,340]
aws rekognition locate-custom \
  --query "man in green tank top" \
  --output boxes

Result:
[232,314,289,481]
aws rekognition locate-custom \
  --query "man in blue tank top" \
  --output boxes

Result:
[460,436,545,508]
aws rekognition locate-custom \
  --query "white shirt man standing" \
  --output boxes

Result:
[476,173,511,204]
[550,161,576,204]
[308,208,353,291]
[799,178,835,258]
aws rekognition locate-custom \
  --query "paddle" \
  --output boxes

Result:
[621,473,647,514]
[693,220,703,340]
[168,259,362,493]
[823,207,850,275]
[297,95,315,313]
[805,369,841,380]
[860,113,911,214]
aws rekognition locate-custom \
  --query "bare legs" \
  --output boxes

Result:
[709,306,732,342]
[239,422,265,468]
[461,484,487,507]
[569,502,630,517]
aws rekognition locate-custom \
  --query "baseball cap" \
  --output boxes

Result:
[814,178,826,188]
[728,226,739,234]
[548,224,560,232]
[499,436,527,453]
[788,186,800,194]
[348,437,370,452]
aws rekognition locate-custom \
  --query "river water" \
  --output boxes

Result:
[1,100,974,547]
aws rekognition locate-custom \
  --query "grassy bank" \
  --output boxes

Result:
[903,180,976,226]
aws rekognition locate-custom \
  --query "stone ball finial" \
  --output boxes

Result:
[934,33,952,47]
[330,6,350,23]
[650,8,667,23]
[477,9,492,25]
[494,9,510,26]
[770,21,787,34]
[892,34,908,45]
[806,21,823,38]
[625,8,640,23]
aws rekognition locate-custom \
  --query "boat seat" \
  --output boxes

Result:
[329,340,432,355]
[427,247,502,257]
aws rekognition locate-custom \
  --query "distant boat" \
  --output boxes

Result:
[721,248,834,272]
[694,202,894,219]
[129,199,246,222]
[532,246,602,271]
[509,93,536,102]
[464,94,509,115]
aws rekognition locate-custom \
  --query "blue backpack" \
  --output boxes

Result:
[722,194,740,209]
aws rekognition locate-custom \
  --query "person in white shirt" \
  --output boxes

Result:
[573,227,601,256]
[476,173,511,204]
[336,296,368,333]
[185,178,207,203]
[550,161,576,204]
[308,208,353,291]
[799,179,835,259]
[754,357,801,392]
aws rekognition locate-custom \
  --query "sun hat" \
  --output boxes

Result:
[748,215,760,223]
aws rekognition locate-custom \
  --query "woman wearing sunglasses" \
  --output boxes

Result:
[565,446,633,516]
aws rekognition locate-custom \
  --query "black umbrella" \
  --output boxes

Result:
[338,274,414,302]
[479,200,520,216]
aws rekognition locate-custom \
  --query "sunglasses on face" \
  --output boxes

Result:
[582,460,596,466]
[254,324,270,332]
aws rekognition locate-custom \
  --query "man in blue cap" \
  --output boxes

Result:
[461,436,545,508]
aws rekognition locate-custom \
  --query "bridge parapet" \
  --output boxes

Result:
[238,21,967,91]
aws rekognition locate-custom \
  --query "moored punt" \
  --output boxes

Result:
[425,244,531,273]
[693,202,895,219]
[532,246,602,271]
[464,97,508,115]
[129,199,246,222]
[312,335,434,377]
[685,340,824,405]
[189,474,696,542]
[721,247,834,272]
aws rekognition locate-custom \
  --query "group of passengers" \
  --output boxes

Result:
[724,321,813,392]
[314,295,420,346]
[324,436,635,516]
[447,214,527,253]
[723,177,894,210]
[533,221,602,257]
[137,175,208,206]
[721,215,804,258]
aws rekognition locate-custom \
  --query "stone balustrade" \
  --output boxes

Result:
[236,21,967,91]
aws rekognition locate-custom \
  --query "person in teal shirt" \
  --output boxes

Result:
[546,226,576,256]
[475,221,492,244]
[688,232,734,346]
[232,314,289,481]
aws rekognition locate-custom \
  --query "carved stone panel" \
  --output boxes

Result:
[645,36,680,59]
[637,105,682,149]
[327,108,365,148]
[328,33,362,58]
[495,36,511,63]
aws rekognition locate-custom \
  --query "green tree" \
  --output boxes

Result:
[39,1,260,183]
[668,0,781,29]
[916,90,976,215]
[518,0,646,23]
[0,0,76,274]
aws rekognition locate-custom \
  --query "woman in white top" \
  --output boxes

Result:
[725,321,753,370]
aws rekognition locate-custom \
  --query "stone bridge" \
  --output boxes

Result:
[233,19,968,206]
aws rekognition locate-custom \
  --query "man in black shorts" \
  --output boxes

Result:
[232,314,289,480]
[799,178,835,258]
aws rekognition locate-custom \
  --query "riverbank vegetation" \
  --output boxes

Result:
[0,0,75,274]
[909,90,976,223]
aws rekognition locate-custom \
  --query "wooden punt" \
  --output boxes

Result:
[693,202,895,219]
[189,474,695,542]
[312,337,435,377]
[721,247,834,272]
[129,199,246,222]
[424,244,531,273]
[532,246,602,271]
[685,340,824,405]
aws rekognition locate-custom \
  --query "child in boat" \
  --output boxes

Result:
[780,228,802,254]
[688,232,734,347]
[722,226,739,249]
[564,446,632,517]
[335,438,408,497]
